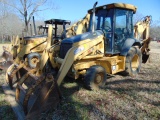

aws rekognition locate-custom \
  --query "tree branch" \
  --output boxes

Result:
[1,1,24,15]
[19,0,24,6]
[27,4,40,24]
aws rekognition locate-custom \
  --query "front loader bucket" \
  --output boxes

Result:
[142,53,149,63]
[26,80,61,119]
[141,37,151,63]
[15,73,61,119]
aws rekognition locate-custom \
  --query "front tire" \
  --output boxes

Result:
[27,53,40,69]
[125,46,142,76]
[84,65,107,90]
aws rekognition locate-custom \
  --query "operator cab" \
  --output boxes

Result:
[44,19,71,39]
[23,19,71,45]
[88,3,137,54]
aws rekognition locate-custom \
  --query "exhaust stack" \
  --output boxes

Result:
[33,16,37,35]
[92,2,98,32]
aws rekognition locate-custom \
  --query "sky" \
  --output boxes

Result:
[38,0,160,23]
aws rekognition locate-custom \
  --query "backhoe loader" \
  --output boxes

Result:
[5,19,70,88]
[3,2,151,119]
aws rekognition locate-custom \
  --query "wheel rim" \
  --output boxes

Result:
[94,73,103,85]
[131,54,139,71]
[31,57,39,66]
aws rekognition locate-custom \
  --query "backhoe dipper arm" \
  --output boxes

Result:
[134,16,151,63]
[134,16,151,40]
[66,14,90,37]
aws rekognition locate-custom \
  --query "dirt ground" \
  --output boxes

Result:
[0,41,160,120]
[150,41,160,53]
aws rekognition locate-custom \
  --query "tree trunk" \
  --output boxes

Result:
[25,19,28,32]
[24,10,28,36]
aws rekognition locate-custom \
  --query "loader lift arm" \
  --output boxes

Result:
[56,32,104,86]
[55,1,99,86]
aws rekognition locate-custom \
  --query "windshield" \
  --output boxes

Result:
[94,9,114,31]
[114,9,133,53]
[93,9,114,53]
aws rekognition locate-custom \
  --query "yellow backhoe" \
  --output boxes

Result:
[3,2,151,119]
[4,19,70,88]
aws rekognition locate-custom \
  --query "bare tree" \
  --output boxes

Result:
[0,1,11,42]
[133,12,144,25]
[0,13,23,42]
[150,20,160,40]
[1,0,55,34]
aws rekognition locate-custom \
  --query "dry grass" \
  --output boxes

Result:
[0,71,16,120]
[0,43,16,120]
[0,42,160,120]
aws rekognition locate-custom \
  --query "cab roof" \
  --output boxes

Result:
[44,19,71,25]
[88,3,137,14]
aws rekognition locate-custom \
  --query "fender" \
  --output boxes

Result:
[120,38,141,56]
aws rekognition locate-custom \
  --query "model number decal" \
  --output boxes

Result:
[74,46,84,55]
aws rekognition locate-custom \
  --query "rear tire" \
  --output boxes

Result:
[84,65,107,90]
[125,46,142,76]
